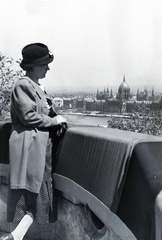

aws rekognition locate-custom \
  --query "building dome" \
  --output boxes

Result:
[118,76,130,100]
[118,78,130,92]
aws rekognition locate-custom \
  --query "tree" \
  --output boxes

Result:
[0,53,23,120]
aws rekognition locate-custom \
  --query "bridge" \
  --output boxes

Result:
[0,122,162,240]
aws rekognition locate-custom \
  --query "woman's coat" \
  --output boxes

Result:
[9,76,57,194]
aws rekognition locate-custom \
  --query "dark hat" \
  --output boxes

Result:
[20,43,54,67]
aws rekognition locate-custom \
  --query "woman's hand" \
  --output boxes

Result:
[52,115,68,137]
[54,115,67,125]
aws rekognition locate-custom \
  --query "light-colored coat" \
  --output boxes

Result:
[9,76,57,194]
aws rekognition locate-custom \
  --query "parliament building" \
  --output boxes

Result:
[58,76,162,114]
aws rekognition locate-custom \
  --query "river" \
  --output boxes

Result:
[63,113,109,127]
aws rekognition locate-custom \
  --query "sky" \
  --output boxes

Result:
[1,0,162,93]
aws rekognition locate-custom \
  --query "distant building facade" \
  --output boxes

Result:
[136,87,155,101]
[54,76,162,114]
[96,87,113,100]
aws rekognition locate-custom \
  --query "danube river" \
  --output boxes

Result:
[63,113,109,127]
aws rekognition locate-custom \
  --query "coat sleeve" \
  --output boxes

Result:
[11,80,58,128]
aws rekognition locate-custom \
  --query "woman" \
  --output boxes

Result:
[0,43,67,240]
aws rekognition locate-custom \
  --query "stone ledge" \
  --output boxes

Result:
[0,183,134,240]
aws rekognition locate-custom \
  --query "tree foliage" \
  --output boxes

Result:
[0,53,23,120]
[107,105,162,136]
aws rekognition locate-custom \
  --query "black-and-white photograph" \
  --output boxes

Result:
[0,1,162,239]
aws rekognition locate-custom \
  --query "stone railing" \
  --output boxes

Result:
[0,122,162,240]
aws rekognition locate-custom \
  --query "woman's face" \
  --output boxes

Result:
[32,64,50,79]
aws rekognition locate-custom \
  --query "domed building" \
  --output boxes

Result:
[117,75,130,100]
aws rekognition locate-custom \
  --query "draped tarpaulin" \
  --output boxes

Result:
[117,141,162,240]
[53,125,162,239]
[0,122,11,164]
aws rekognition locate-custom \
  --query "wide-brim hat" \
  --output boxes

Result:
[20,42,54,67]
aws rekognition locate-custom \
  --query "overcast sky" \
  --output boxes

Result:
[1,0,162,92]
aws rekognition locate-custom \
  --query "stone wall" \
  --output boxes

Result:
[0,184,123,240]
